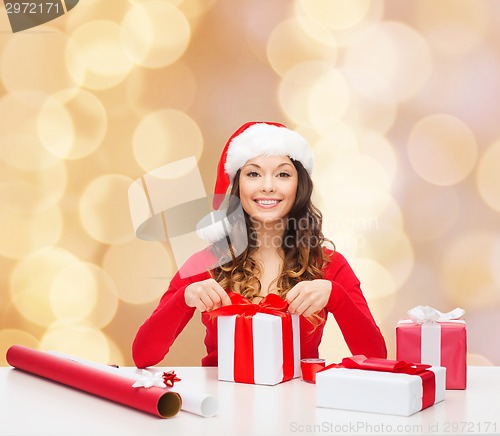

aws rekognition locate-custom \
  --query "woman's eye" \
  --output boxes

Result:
[247,171,260,178]
[278,172,291,178]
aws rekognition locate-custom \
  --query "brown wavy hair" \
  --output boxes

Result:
[211,159,333,308]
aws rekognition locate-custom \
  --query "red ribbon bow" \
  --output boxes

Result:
[208,291,289,318]
[162,370,181,388]
[209,291,295,384]
[321,355,432,375]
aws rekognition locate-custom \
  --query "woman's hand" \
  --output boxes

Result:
[286,279,332,317]
[184,278,232,312]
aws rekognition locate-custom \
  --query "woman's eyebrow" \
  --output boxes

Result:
[243,163,261,169]
[242,162,293,170]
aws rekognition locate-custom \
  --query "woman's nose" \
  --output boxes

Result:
[260,175,275,192]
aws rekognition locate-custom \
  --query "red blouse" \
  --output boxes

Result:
[132,247,387,368]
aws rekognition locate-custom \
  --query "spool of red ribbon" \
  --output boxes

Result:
[300,358,326,383]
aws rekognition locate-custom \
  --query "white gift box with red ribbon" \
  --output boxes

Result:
[213,292,301,385]
[217,312,300,386]
[316,356,446,416]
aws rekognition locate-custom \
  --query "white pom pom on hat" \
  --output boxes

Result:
[212,121,313,210]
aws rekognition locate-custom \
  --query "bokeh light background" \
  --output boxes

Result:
[1,0,499,367]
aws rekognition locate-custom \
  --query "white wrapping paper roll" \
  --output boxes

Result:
[49,351,218,418]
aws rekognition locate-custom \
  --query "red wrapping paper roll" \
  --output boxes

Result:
[6,345,181,418]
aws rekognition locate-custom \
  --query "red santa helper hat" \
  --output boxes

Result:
[196,121,314,242]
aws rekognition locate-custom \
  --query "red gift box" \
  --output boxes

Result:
[211,292,300,385]
[396,306,467,389]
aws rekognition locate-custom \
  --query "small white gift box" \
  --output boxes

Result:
[316,355,446,416]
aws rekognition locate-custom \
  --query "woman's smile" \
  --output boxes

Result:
[253,197,283,208]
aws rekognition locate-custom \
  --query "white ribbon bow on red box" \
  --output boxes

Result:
[407,306,465,324]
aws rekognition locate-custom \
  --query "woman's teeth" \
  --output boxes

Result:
[256,200,279,205]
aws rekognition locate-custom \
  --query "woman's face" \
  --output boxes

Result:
[238,155,298,227]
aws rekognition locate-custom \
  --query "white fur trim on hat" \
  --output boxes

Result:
[196,210,232,243]
[224,123,313,180]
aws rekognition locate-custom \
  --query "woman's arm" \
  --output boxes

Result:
[132,244,235,368]
[132,273,199,368]
[324,250,387,358]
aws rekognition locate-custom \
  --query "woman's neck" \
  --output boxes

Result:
[251,218,286,253]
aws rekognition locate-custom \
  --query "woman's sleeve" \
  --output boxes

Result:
[324,250,387,358]
[132,269,207,368]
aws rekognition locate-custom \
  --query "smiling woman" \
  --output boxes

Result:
[132,122,387,369]
[238,155,299,226]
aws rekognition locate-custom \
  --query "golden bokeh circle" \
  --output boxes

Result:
[440,232,500,310]
[266,17,338,77]
[297,0,371,30]
[294,0,385,48]
[102,239,175,305]
[0,205,63,260]
[359,132,398,184]
[0,329,39,366]
[10,247,80,327]
[50,262,97,321]
[350,258,397,300]
[314,153,392,217]
[66,20,135,90]
[491,238,500,288]
[37,89,107,160]
[344,21,432,102]
[0,158,66,214]
[79,174,135,244]
[0,91,62,171]
[415,0,489,56]
[0,26,77,96]
[408,114,478,186]
[278,61,336,127]
[467,353,494,366]
[49,262,119,328]
[357,223,415,290]
[132,109,203,172]
[125,61,197,116]
[312,122,358,176]
[121,1,191,68]
[307,68,350,132]
[40,319,111,363]
[343,69,397,133]
[402,182,459,243]
[476,139,500,213]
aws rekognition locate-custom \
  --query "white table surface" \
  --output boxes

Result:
[0,366,499,436]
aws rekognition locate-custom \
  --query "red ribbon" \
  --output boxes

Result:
[209,292,295,384]
[316,355,436,410]
[162,370,181,388]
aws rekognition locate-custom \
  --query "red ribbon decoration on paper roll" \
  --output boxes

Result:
[209,292,295,384]
[318,355,436,410]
